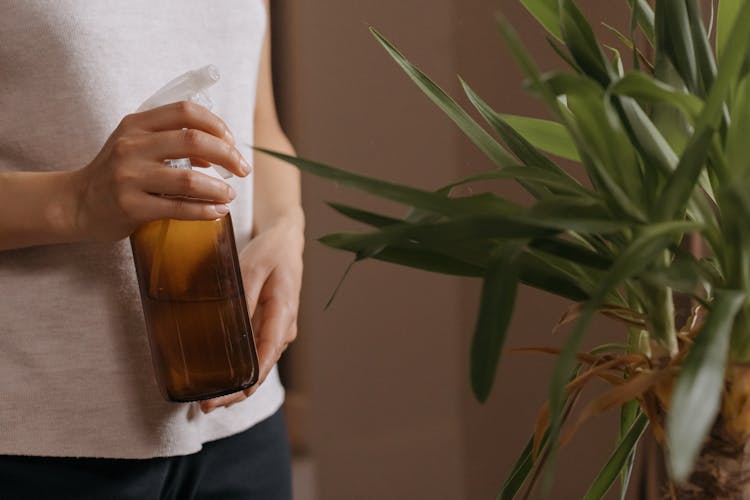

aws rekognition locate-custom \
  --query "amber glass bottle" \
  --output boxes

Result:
[130,213,258,402]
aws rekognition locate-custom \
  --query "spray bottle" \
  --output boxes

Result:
[130,66,259,402]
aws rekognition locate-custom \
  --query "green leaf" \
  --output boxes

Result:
[554,86,646,220]
[497,114,580,162]
[726,76,750,179]
[610,72,703,120]
[321,218,595,301]
[497,17,569,122]
[318,216,554,253]
[654,0,750,206]
[546,36,584,73]
[529,237,612,270]
[619,400,641,500]
[460,79,576,176]
[639,252,713,294]
[667,289,746,481]
[496,364,584,500]
[655,127,714,221]
[458,166,591,197]
[717,0,742,61]
[435,162,590,200]
[559,0,613,86]
[583,413,648,500]
[520,0,563,42]
[327,202,401,228]
[518,251,593,301]
[689,1,750,132]
[497,434,542,500]
[339,243,486,278]
[662,0,699,94]
[471,246,522,401]
[319,209,624,259]
[369,28,516,168]
[626,0,656,46]
[255,148,521,217]
[546,220,702,487]
[685,0,717,93]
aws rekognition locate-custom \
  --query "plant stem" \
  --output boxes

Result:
[642,278,677,358]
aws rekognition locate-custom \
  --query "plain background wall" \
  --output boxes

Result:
[269,1,641,498]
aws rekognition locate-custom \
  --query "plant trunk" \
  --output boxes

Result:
[672,416,750,499]
[654,366,750,499]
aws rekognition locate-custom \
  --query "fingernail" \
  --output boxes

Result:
[227,185,237,200]
[240,157,252,175]
[214,204,230,215]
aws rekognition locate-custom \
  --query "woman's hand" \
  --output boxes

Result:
[199,211,304,413]
[71,101,251,241]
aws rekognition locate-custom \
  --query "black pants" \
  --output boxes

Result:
[0,409,292,500]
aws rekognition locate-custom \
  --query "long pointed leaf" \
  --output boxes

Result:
[611,72,703,120]
[520,0,564,42]
[726,76,750,179]
[717,0,742,61]
[667,289,746,481]
[626,0,656,46]
[497,114,580,163]
[685,0,717,93]
[337,243,486,278]
[518,251,593,301]
[327,202,401,228]
[583,413,648,500]
[255,148,521,217]
[471,247,522,401]
[664,0,699,94]
[559,0,613,86]
[497,433,543,500]
[460,79,577,176]
[497,17,569,123]
[370,28,516,168]
[529,237,612,270]
[657,0,750,220]
[619,400,641,500]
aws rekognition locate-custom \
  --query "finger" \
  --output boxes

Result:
[140,165,235,203]
[125,190,230,221]
[199,391,247,414]
[244,323,296,398]
[254,301,296,385]
[129,101,234,144]
[140,129,250,177]
[190,158,212,168]
[242,267,268,318]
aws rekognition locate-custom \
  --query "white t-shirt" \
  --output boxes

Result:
[0,0,284,458]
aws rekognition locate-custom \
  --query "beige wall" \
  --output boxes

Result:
[272,1,636,499]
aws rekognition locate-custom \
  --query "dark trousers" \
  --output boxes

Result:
[0,409,292,500]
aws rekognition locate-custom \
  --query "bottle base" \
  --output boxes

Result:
[165,379,258,403]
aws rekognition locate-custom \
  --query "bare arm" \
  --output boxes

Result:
[251,0,303,235]
[0,171,81,250]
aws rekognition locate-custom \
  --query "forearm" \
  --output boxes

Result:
[252,126,303,235]
[0,170,81,251]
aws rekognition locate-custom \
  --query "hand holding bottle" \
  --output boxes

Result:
[71,101,251,242]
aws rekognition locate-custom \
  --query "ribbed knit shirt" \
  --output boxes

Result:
[0,0,284,458]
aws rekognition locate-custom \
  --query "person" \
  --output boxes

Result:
[0,1,303,498]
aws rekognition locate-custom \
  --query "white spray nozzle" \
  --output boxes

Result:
[138,65,233,179]
[137,65,220,112]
